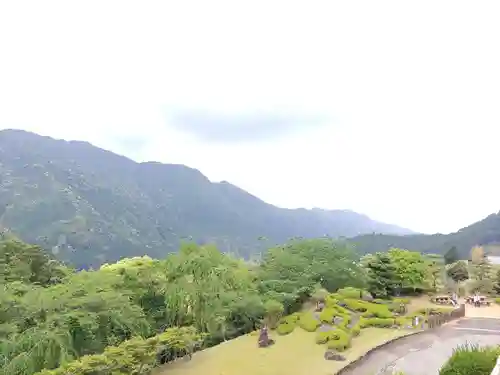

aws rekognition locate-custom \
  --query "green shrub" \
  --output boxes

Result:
[373,298,391,305]
[359,317,395,328]
[276,322,295,335]
[337,287,368,299]
[361,303,393,318]
[494,297,500,305]
[298,312,321,332]
[343,298,368,312]
[316,329,351,351]
[276,314,299,335]
[279,313,300,324]
[319,307,336,323]
[439,343,500,375]
[350,323,361,336]
[34,327,202,375]
[325,294,340,307]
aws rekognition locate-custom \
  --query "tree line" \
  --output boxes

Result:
[0,236,442,374]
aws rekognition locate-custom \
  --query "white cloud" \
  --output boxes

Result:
[1,0,499,234]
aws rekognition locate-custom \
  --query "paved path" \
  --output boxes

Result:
[339,318,500,375]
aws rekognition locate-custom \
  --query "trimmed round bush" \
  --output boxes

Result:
[319,307,336,323]
[298,312,321,332]
[316,328,351,351]
[276,322,295,335]
[325,294,340,308]
[276,314,299,335]
[337,287,368,299]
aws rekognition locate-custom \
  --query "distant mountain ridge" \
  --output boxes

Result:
[0,129,414,268]
[349,211,500,259]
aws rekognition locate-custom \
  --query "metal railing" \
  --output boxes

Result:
[427,304,465,329]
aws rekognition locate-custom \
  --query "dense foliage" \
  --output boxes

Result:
[0,237,370,375]
[362,248,430,297]
[0,129,412,268]
[439,344,500,375]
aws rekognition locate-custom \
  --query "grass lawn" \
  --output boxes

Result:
[155,327,413,375]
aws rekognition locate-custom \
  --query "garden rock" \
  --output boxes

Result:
[362,294,374,302]
[324,350,346,361]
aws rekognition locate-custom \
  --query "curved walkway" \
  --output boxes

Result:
[339,318,500,375]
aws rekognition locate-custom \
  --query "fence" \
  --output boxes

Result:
[427,304,465,329]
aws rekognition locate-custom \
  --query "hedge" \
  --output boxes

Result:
[319,307,336,323]
[33,327,202,375]
[343,299,394,319]
[336,287,369,299]
[316,329,351,351]
[359,317,396,328]
[276,314,300,335]
[298,312,321,332]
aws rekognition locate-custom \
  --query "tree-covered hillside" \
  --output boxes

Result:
[0,236,434,375]
[0,129,413,268]
[350,212,500,259]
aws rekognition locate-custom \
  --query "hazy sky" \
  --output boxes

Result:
[1,1,500,234]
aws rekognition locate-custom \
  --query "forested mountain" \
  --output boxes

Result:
[350,212,500,259]
[0,129,413,268]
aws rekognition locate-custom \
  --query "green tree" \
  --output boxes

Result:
[259,238,364,311]
[363,252,397,298]
[387,248,427,292]
[444,246,459,265]
[493,269,500,294]
[263,299,284,329]
[446,261,469,283]
[470,250,493,294]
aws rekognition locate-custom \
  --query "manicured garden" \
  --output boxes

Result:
[158,289,455,375]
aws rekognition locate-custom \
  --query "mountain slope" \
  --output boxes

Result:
[349,212,500,258]
[0,129,413,267]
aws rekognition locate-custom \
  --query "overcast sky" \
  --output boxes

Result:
[1,1,500,234]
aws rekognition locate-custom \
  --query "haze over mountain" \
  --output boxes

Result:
[0,129,414,268]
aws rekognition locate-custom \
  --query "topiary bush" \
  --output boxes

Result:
[337,287,368,299]
[276,314,299,335]
[343,298,368,312]
[276,321,295,335]
[319,307,336,323]
[316,328,351,351]
[439,343,500,375]
[298,312,321,332]
[361,303,393,318]
[325,294,340,307]
[350,323,361,336]
[359,317,395,328]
